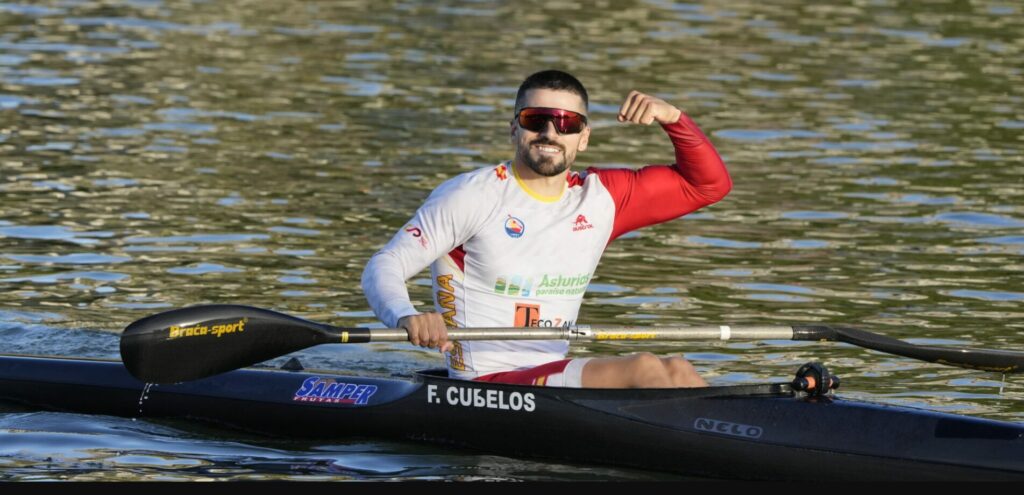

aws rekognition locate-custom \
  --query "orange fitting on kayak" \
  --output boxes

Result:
[792,362,840,397]
[803,376,818,390]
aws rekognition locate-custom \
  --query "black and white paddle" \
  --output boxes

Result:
[120,304,1024,384]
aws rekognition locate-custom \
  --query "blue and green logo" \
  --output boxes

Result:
[494,273,591,297]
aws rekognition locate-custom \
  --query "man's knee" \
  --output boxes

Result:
[625,353,671,386]
[663,356,696,375]
[627,352,664,373]
[585,353,705,388]
[663,356,706,387]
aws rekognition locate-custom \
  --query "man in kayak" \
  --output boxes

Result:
[363,70,731,388]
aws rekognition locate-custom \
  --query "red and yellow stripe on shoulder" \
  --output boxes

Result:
[494,163,509,181]
[567,170,586,187]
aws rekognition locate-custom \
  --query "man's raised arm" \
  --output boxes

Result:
[595,91,732,240]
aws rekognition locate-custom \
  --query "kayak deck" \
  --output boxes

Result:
[1,353,1022,480]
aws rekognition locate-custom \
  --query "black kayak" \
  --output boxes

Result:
[0,353,1022,480]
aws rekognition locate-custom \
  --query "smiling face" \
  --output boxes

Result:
[511,88,591,177]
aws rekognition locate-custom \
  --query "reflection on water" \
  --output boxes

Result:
[1,0,1022,481]
[0,410,683,481]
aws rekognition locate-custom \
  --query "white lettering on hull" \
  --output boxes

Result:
[426,384,535,412]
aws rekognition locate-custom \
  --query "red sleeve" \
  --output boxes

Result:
[589,111,732,241]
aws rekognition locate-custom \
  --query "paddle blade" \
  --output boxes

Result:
[833,326,1024,373]
[120,304,338,384]
[794,325,1024,373]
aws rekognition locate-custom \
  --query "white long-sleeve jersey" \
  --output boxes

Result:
[361,113,731,380]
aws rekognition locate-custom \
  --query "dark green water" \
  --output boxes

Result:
[1,0,1022,480]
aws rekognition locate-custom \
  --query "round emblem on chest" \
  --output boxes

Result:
[504,215,525,238]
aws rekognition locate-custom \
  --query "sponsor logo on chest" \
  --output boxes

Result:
[494,273,591,297]
[572,214,594,232]
[514,302,575,328]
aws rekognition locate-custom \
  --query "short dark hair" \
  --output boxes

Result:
[514,70,589,113]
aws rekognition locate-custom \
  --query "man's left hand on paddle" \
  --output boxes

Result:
[398,312,453,353]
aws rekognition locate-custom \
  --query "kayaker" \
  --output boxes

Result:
[362,70,731,388]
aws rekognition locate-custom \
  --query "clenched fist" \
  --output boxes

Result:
[617,91,682,125]
[398,312,452,353]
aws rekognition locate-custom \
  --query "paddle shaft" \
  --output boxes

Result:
[327,324,1023,373]
[335,325,797,342]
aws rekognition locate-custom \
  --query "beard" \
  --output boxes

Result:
[517,139,572,177]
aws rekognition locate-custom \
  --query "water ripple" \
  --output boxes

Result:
[682,236,762,249]
[0,226,114,246]
[166,263,243,275]
[3,253,130,265]
[713,129,825,141]
[1,271,128,284]
[125,234,272,245]
[946,290,1024,302]
[932,212,1024,229]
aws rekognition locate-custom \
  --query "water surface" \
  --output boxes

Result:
[1,0,1022,481]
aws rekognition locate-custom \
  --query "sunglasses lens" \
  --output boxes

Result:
[554,116,584,134]
[517,108,586,134]
[518,114,550,133]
